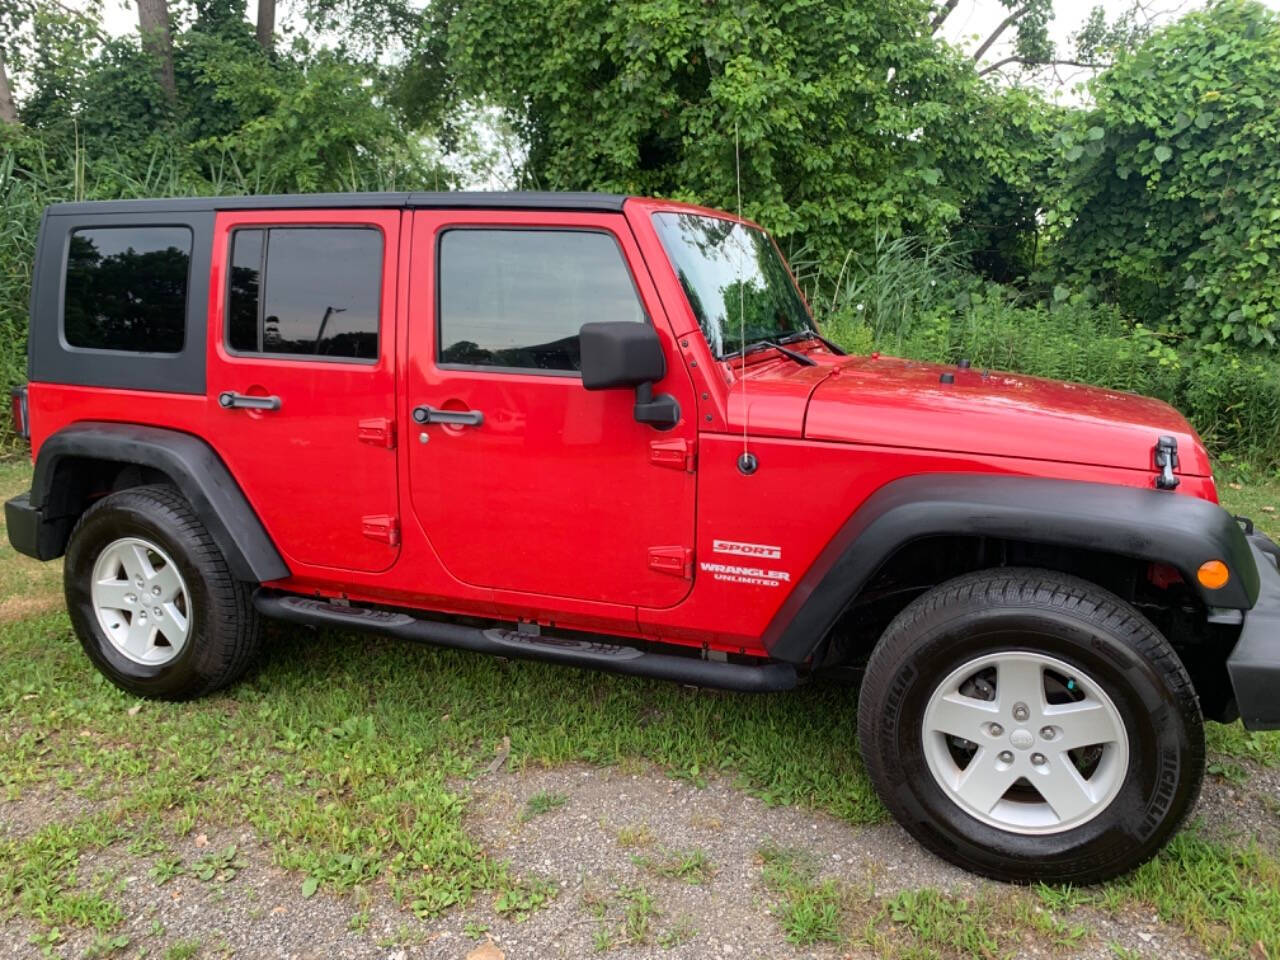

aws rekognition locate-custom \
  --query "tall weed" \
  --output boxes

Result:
[818,274,1280,468]
[814,231,969,349]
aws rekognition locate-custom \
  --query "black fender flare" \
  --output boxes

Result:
[764,473,1259,664]
[28,422,289,583]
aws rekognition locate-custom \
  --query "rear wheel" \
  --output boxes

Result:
[64,485,262,700]
[857,567,1203,884]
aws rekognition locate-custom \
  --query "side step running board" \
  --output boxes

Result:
[253,592,798,694]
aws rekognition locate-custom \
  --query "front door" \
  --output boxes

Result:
[206,209,401,574]
[406,210,697,607]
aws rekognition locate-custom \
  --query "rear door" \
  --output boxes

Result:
[206,209,401,574]
[405,209,697,607]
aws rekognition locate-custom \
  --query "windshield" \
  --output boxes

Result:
[652,212,814,359]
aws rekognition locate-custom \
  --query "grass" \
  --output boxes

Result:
[519,789,569,821]
[613,822,655,848]
[584,882,660,950]
[758,835,1280,958]
[0,458,63,623]
[1,456,1279,957]
[631,846,716,885]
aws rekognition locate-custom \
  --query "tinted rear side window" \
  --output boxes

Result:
[438,229,645,372]
[63,226,193,353]
[228,227,382,360]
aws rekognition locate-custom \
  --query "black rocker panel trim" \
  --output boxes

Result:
[765,474,1260,664]
[255,591,798,694]
[29,422,288,583]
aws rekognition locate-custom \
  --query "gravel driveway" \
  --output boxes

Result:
[3,753,1276,959]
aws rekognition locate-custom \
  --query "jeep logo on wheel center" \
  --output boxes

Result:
[6,189,1280,886]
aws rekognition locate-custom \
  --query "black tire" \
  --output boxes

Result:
[857,567,1204,884]
[64,484,262,700]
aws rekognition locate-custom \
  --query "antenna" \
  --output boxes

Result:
[734,123,758,476]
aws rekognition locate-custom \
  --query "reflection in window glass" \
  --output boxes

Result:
[651,212,811,358]
[64,227,192,353]
[438,230,645,372]
[228,227,381,360]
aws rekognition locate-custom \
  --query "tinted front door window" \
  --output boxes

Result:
[437,229,645,372]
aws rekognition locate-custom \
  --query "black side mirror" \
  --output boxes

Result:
[580,322,665,389]
[579,322,680,430]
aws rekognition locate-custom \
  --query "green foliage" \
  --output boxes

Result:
[14,3,442,193]
[816,237,1280,468]
[811,231,969,347]
[0,0,449,449]
[1053,0,1280,347]
[439,0,1057,274]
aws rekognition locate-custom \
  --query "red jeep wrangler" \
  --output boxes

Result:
[6,192,1279,884]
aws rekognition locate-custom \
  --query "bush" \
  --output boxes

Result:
[1051,0,1280,347]
[820,282,1280,469]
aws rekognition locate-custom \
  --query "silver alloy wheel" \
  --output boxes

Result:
[921,651,1129,834]
[90,536,192,666]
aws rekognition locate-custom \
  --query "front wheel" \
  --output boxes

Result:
[857,568,1204,884]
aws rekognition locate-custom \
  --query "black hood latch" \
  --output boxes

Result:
[1154,435,1180,490]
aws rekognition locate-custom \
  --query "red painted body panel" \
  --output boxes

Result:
[205,208,403,573]
[24,195,1222,660]
[804,354,1211,476]
[639,434,1216,652]
[403,208,698,610]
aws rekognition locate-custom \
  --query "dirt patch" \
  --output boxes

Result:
[5,760,1254,959]
[0,591,62,624]
[1199,761,1280,851]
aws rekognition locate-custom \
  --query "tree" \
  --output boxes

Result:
[431,0,1055,274]
[136,0,176,100]
[1051,0,1280,346]
[256,0,275,50]
[929,1,1149,79]
[0,44,16,124]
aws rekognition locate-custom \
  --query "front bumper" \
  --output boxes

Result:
[1228,536,1280,730]
[4,490,67,562]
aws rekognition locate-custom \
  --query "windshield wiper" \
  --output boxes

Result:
[778,327,847,356]
[729,338,817,367]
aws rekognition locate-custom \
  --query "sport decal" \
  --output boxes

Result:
[712,539,782,560]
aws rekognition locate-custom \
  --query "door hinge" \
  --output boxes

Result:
[649,437,696,472]
[361,515,400,546]
[648,545,693,578]
[357,417,396,449]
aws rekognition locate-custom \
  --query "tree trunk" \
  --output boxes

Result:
[256,0,276,51]
[136,0,176,101]
[0,45,18,125]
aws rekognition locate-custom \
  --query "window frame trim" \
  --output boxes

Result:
[59,223,196,358]
[433,224,651,379]
[222,223,386,366]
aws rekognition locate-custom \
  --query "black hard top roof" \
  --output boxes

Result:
[44,190,628,217]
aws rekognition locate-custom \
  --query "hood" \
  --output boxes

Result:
[800,354,1211,476]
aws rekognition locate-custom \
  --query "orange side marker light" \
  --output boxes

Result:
[1197,560,1230,590]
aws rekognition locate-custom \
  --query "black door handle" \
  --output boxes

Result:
[412,405,483,426]
[218,391,282,411]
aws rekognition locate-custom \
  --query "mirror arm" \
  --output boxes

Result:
[633,381,680,431]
